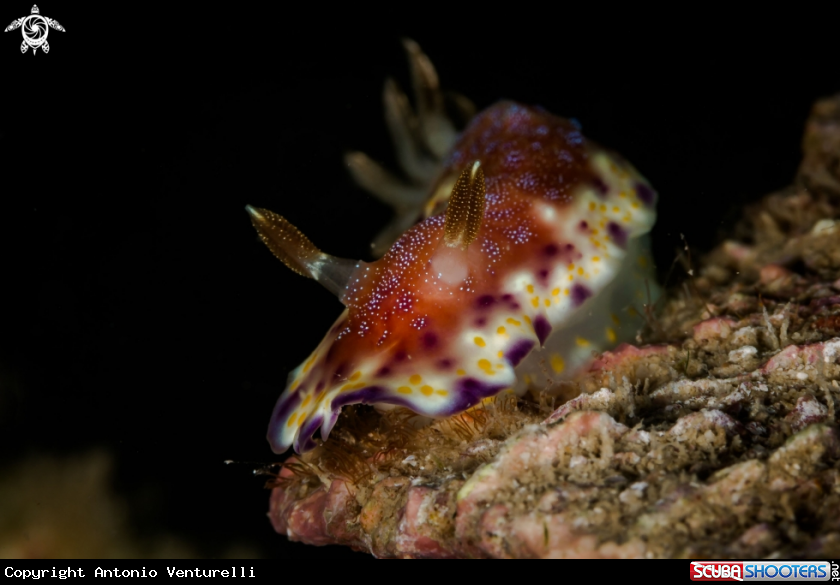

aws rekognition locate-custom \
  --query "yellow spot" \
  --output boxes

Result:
[567,263,575,271]
[478,359,494,375]
[523,315,532,325]
[613,206,620,213]
[592,229,599,235]
[301,395,312,408]
[611,313,621,325]
[592,240,601,248]
[577,267,584,275]
[589,202,596,211]
[456,369,466,376]
[290,379,300,391]
[526,284,534,293]
[550,354,565,373]
[524,374,532,385]
[552,288,560,296]
[420,385,434,396]
[340,383,353,392]
[531,297,540,308]
[352,382,366,390]
[436,389,449,396]
[287,413,297,428]
[544,298,551,307]
[606,327,617,343]
[623,214,632,222]
[350,371,362,381]
[303,354,317,373]
[496,363,504,370]
[315,393,326,406]
[397,386,412,395]
[638,255,648,268]
[592,256,600,262]
[619,191,627,198]
[627,307,639,317]
[497,350,504,358]
[474,336,486,347]
[568,274,574,282]
[497,326,507,335]
[600,204,607,212]
[409,374,422,385]
[564,288,570,296]
[631,201,640,209]
[576,336,590,347]
[507,317,521,327]
[298,414,307,427]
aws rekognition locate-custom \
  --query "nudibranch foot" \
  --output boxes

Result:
[250,41,661,455]
[344,39,473,256]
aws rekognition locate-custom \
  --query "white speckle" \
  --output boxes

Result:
[728,345,757,363]
[796,372,809,381]
[569,455,587,468]
[823,338,840,364]
[811,218,839,235]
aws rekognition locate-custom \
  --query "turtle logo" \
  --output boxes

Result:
[4,5,64,54]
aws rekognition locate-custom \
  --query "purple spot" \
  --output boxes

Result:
[394,350,408,362]
[443,378,509,415]
[635,182,655,206]
[592,178,609,198]
[475,317,487,327]
[332,385,414,411]
[321,410,340,441]
[606,221,628,248]
[533,315,552,346]
[543,243,559,257]
[332,379,508,419]
[375,366,392,378]
[437,358,454,369]
[571,283,592,307]
[505,339,535,366]
[476,295,496,309]
[295,414,324,453]
[332,361,349,381]
[325,343,339,363]
[501,294,520,310]
[422,331,439,349]
[578,220,589,231]
[537,269,550,286]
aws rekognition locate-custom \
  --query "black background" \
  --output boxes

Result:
[1,5,838,559]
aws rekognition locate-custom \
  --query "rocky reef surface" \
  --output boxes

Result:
[266,94,840,558]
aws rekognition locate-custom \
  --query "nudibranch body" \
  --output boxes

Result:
[249,44,658,454]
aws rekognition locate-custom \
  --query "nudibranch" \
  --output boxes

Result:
[248,40,659,453]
